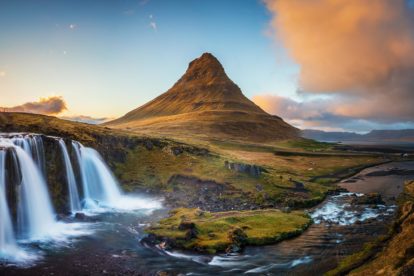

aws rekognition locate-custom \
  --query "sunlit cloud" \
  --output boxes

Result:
[264,0,414,125]
[0,71,5,77]
[252,94,414,132]
[1,96,67,115]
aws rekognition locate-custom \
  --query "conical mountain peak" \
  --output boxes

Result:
[106,53,299,142]
[175,53,229,86]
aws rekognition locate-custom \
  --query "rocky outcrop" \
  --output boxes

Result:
[165,174,259,211]
[224,161,264,178]
[226,228,248,253]
[351,193,385,205]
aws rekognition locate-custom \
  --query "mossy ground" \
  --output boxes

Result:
[114,137,386,208]
[146,208,311,253]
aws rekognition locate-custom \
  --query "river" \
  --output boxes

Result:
[2,161,414,275]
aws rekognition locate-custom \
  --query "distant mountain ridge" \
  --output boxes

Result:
[106,53,298,142]
[302,129,414,142]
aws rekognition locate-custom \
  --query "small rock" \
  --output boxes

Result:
[75,212,87,220]
[144,140,154,150]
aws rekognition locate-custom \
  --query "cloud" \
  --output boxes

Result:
[2,96,67,115]
[253,94,414,132]
[265,0,414,124]
[149,14,157,30]
[69,24,77,30]
[149,21,157,30]
[0,71,5,77]
[60,115,113,125]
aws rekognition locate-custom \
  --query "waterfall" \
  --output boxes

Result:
[30,135,46,176]
[58,140,81,213]
[0,150,19,256]
[13,146,56,240]
[72,141,159,210]
[72,142,121,207]
[72,141,90,201]
[9,134,45,175]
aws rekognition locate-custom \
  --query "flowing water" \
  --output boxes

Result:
[0,133,161,267]
[13,146,56,241]
[1,133,413,275]
[0,151,18,257]
[58,139,82,213]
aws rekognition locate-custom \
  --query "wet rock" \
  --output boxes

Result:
[75,212,87,220]
[326,187,348,195]
[226,228,247,253]
[352,193,385,205]
[56,213,67,221]
[226,243,242,254]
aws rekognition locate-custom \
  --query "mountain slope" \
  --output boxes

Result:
[106,53,298,142]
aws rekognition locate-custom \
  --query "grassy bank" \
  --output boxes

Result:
[146,208,311,254]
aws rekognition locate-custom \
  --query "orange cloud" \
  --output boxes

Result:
[264,0,414,126]
[265,0,414,92]
[2,96,67,115]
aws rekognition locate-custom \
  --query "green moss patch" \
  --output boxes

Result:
[146,208,312,254]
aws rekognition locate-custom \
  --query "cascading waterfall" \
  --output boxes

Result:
[0,132,161,264]
[72,141,161,210]
[58,139,81,213]
[9,134,45,174]
[30,135,46,175]
[14,146,56,240]
[72,142,122,207]
[0,150,19,256]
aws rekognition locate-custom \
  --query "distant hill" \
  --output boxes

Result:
[105,53,299,142]
[302,129,414,143]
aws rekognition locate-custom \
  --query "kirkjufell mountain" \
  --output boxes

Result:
[106,53,298,142]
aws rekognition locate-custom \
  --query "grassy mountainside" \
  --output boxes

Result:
[105,53,299,142]
[0,112,388,211]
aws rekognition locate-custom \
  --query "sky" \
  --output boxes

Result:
[1,0,414,133]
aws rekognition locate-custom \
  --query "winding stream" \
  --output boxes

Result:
[1,148,414,275]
